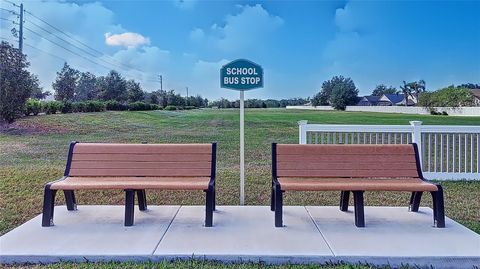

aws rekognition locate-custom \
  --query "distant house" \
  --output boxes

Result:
[471,89,480,106]
[357,96,380,106]
[378,93,416,106]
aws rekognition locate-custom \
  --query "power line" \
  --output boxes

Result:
[23,8,150,75]
[1,0,17,6]
[24,18,135,73]
[0,7,17,14]
[23,25,112,71]
[22,27,159,84]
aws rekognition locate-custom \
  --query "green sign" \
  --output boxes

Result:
[220,59,263,90]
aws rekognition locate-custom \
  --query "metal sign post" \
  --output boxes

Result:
[220,59,263,205]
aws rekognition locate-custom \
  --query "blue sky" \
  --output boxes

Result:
[1,0,479,100]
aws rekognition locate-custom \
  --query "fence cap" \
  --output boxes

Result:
[409,121,423,126]
[298,120,308,125]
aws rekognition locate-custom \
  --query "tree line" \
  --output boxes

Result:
[209,98,309,109]
[310,75,477,110]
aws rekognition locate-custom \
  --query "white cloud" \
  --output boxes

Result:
[191,4,283,52]
[105,32,150,48]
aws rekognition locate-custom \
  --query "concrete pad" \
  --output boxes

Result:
[306,206,480,257]
[154,206,333,256]
[0,205,179,262]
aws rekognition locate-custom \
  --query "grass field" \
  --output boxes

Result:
[1,108,479,268]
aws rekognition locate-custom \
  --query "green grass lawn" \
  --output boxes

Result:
[1,108,479,268]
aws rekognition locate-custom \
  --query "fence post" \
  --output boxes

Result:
[410,121,423,166]
[298,120,308,144]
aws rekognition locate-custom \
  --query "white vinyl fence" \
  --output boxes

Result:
[298,120,480,180]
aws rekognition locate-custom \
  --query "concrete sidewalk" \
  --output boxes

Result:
[1,205,479,268]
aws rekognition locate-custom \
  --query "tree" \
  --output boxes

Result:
[30,85,50,100]
[400,80,426,106]
[330,83,359,110]
[312,76,358,110]
[52,62,79,102]
[126,79,144,102]
[0,41,40,123]
[149,93,159,104]
[419,86,474,110]
[372,84,397,96]
[75,72,97,101]
[97,70,127,102]
[312,76,355,106]
[457,83,480,89]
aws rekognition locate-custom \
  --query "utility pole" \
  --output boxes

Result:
[185,86,189,106]
[186,87,189,98]
[158,74,163,91]
[18,3,23,52]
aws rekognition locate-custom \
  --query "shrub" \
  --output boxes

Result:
[61,101,73,114]
[150,104,160,110]
[72,102,86,113]
[128,102,149,111]
[184,106,196,110]
[105,100,128,111]
[43,101,63,115]
[442,111,448,116]
[24,99,42,116]
[164,105,177,111]
[84,100,105,112]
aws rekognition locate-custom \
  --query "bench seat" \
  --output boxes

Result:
[271,143,445,228]
[42,142,217,227]
[50,177,211,190]
[278,178,438,192]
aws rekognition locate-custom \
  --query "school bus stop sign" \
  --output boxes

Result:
[220,59,263,90]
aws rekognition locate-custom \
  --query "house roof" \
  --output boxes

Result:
[381,94,405,104]
[471,89,480,99]
[365,96,381,103]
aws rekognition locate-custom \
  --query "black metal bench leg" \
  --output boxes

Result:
[431,185,445,228]
[353,191,365,227]
[340,191,350,212]
[136,190,147,211]
[212,187,216,211]
[274,185,283,227]
[125,190,135,226]
[270,185,275,211]
[64,190,77,211]
[409,191,422,212]
[42,187,57,227]
[205,188,214,227]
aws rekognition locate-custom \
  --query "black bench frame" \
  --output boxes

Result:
[270,143,445,228]
[42,142,217,227]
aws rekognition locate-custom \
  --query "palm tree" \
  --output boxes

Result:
[400,80,426,106]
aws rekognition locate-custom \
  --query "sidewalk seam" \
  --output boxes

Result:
[151,205,182,255]
[305,206,335,256]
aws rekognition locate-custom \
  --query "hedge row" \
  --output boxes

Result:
[24,99,165,116]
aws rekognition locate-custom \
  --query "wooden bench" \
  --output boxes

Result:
[271,143,445,228]
[42,142,216,227]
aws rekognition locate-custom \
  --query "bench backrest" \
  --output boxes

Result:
[65,142,215,177]
[273,144,422,179]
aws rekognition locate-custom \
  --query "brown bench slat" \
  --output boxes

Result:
[276,162,417,171]
[277,178,438,192]
[73,143,212,154]
[277,144,415,155]
[72,153,212,162]
[69,168,212,177]
[50,177,210,190]
[70,161,211,169]
[277,154,417,163]
[278,169,419,178]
